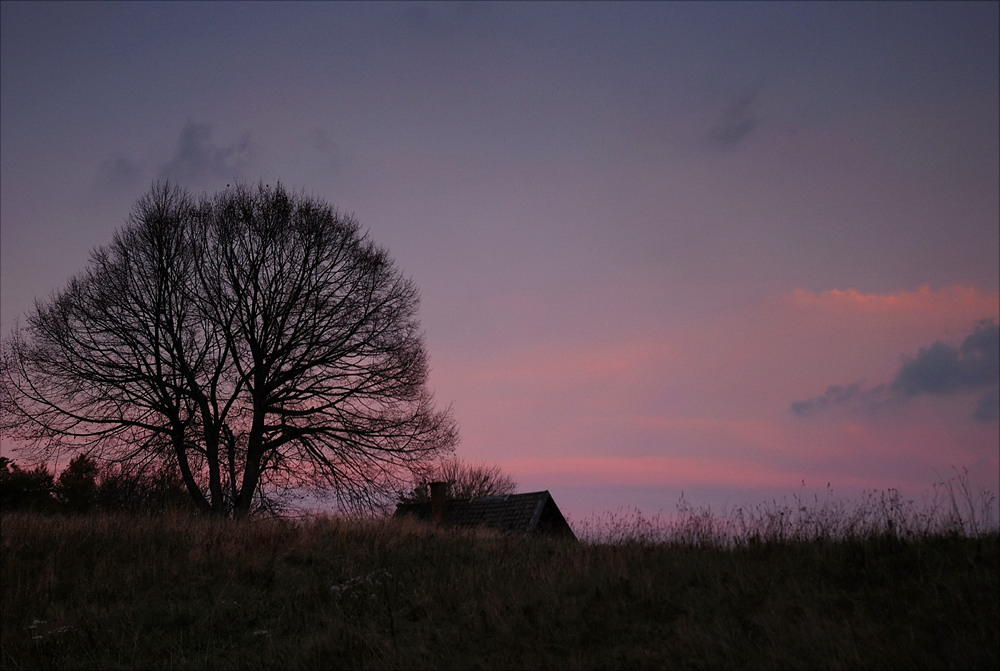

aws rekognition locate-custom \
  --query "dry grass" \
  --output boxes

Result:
[1,478,997,670]
[578,469,999,546]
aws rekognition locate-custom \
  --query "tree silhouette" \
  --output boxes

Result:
[0,457,55,511]
[1,182,457,516]
[54,453,100,513]
[399,459,517,503]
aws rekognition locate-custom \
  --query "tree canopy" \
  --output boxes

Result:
[1,182,457,515]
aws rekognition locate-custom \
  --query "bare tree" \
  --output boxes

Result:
[399,459,517,503]
[1,182,457,516]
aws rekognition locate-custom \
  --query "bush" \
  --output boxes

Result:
[0,455,191,514]
[0,456,55,511]
[54,454,99,513]
[95,461,191,513]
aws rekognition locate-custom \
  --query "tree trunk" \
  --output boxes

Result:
[233,403,267,517]
[172,427,211,513]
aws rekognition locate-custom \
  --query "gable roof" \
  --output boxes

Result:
[393,490,575,539]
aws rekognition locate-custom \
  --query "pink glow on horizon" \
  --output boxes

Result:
[430,283,999,518]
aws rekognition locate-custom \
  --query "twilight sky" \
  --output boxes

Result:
[2,1,998,523]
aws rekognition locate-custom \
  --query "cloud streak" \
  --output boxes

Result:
[789,383,887,417]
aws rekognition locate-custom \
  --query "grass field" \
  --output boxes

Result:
[2,483,998,670]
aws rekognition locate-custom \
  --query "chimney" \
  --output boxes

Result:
[429,481,450,524]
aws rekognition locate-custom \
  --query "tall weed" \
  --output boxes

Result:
[576,469,998,546]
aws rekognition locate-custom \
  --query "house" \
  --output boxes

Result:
[393,482,576,540]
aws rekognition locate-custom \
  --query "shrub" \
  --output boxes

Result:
[0,456,55,511]
[0,454,193,514]
[95,460,191,513]
[54,454,99,513]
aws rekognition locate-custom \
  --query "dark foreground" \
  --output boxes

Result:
[1,511,997,670]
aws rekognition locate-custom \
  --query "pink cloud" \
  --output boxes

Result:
[787,284,998,319]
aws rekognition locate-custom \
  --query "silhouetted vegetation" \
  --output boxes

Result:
[1,182,457,517]
[0,457,191,515]
[0,457,55,512]
[52,455,99,513]
[2,477,996,670]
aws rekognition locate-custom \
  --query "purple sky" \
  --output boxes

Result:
[2,1,998,524]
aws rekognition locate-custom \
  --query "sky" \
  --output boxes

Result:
[2,1,998,525]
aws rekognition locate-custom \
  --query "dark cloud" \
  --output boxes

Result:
[792,319,1000,422]
[96,155,142,191]
[708,89,759,149]
[891,319,999,397]
[158,120,251,184]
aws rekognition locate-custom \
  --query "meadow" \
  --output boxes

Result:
[1,479,997,670]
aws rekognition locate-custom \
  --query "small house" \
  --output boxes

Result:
[393,483,576,540]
